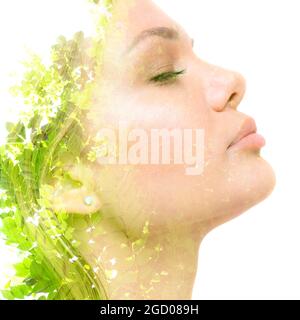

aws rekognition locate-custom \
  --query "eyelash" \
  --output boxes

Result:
[149,69,186,85]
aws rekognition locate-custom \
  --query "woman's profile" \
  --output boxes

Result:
[0,0,276,300]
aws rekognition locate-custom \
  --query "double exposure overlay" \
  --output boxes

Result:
[0,0,275,300]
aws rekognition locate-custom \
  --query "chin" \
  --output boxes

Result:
[229,153,276,217]
[204,153,276,232]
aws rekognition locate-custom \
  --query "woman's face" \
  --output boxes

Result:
[78,0,275,237]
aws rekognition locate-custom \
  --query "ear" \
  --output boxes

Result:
[49,162,102,215]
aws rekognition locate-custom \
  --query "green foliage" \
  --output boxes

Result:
[0,1,113,300]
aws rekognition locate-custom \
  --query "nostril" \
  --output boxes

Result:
[227,93,238,108]
[229,93,237,102]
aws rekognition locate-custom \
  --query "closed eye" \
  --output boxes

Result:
[149,69,186,85]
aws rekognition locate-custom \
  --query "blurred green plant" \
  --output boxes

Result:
[0,0,113,300]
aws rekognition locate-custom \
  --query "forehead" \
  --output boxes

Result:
[107,0,182,51]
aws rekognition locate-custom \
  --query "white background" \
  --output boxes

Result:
[0,0,300,299]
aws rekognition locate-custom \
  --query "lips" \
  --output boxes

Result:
[227,117,259,149]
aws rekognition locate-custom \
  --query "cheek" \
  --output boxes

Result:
[98,82,207,128]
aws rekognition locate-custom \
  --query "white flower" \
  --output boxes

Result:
[26,212,40,227]
[93,266,100,273]
[105,269,118,280]
[69,256,79,263]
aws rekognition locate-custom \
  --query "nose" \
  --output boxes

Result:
[204,63,246,112]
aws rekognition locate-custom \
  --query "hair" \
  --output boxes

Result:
[0,0,113,300]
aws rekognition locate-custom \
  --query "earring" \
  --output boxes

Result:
[84,196,94,206]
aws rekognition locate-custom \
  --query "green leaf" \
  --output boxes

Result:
[1,290,15,300]
[11,285,30,299]
[24,277,38,286]
[14,262,30,278]
[30,261,43,279]
[32,280,51,293]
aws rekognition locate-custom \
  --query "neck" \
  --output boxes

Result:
[73,213,204,300]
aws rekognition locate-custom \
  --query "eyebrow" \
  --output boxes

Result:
[125,26,180,55]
